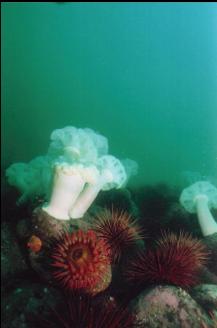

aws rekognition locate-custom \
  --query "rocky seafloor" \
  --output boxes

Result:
[1,185,217,327]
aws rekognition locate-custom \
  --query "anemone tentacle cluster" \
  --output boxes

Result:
[51,229,111,294]
[6,126,138,220]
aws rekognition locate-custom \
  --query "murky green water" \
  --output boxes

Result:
[2,5,217,327]
[2,2,217,188]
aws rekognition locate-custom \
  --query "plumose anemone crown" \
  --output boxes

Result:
[180,181,217,236]
[6,126,138,220]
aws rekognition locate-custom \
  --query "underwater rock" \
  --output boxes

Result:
[17,208,93,283]
[190,284,217,319]
[26,209,94,284]
[203,233,217,275]
[30,207,71,241]
[30,207,92,241]
[17,214,65,283]
[1,222,28,283]
[15,208,68,243]
[130,285,211,328]
[16,208,71,282]
[1,282,61,328]
[16,208,92,243]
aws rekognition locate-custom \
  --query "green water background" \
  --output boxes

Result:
[2,2,217,189]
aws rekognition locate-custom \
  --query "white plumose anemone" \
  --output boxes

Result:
[69,155,128,219]
[180,181,217,236]
[6,126,138,221]
[42,163,100,220]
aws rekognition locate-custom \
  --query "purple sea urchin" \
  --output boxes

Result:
[125,231,208,288]
[92,208,143,263]
[39,292,135,328]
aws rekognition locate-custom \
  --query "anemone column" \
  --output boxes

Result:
[43,163,85,220]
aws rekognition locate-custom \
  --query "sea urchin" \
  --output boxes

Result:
[51,229,111,293]
[39,292,135,328]
[125,231,208,288]
[92,208,143,263]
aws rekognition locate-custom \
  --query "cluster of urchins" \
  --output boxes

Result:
[28,208,209,328]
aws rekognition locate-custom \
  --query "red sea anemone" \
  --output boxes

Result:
[92,208,143,263]
[51,229,111,293]
[125,231,208,288]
